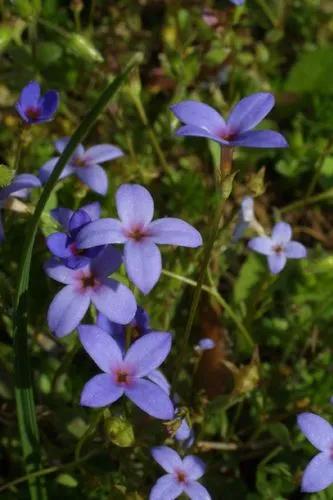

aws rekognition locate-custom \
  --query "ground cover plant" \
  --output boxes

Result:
[0,1,333,499]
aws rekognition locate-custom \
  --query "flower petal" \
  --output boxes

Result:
[69,209,92,234]
[80,373,124,408]
[126,379,174,419]
[39,157,75,183]
[78,324,123,372]
[47,285,90,337]
[175,125,229,146]
[39,90,59,120]
[0,174,41,201]
[248,236,273,256]
[76,218,126,248]
[268,253,287,274]
[80,202,101,221]
[183,456,206,480]
[124,240,162,294]
[183,481,211,500]
[46,232,72,258]
[90,245,123,277]
[175,419,192,441]
[147,370,170,394]
[125,332,172,377]
[0,213,4,243]
[54,137,84,157]
[170,100,226,133]
[149,218,202,247]
[50,207,73,230]
[285,241,307,259]
[227,92,275,133]
[75,165,108,195]
[17,81,40,109]
[149,474,183,500]
[298,413,333,451]
[90,279,136,325]
[44,258,77,284]
[230,130,288,148]
[116,184,154,226]
[84,144,124,164]
[151,446,182,473]
[271,222,292,244]
[96,313,126,353]
[301,452,333,493]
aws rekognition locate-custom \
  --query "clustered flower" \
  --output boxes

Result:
[7,79,315,498]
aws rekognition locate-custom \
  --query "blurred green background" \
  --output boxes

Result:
[1,0,333,498]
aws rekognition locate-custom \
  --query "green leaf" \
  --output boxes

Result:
[0,165,14,187]
[36,41,62,67]
[56,474,78,488]
[285,47,333,94]
[233,253,266,306]
[67,33,103,63]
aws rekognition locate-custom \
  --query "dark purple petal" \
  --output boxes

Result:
[16,81,40,110]
[175,125,229,146]
[65,255,91,269]
[46,232,72,258]
[69,209,91,234]
[170,100,226,133]
[131,305,151,334]
[151,446,182,472]
[0,174,41,201]
[90,245,123,277]
[80,201,101,221]
[124,332,172,377]
[301,452,333,493]
[50,207,73,230]
[55,137,84,157]
[80,373,124,408]
[0,213,4,243]
[149,218,202,247]
[83,144,124,164]
[76,218,126,248]
[183,456,206,480]
[297,413,333,451]
[96,313,125,353]
[227,93,275,133]
[75,165,108,195]
[39,157,75,183]
[47,285,90,337]
[90,279,136,325]
[271,222,292,244]
[116,184,154,227]
[39,90,59,120]
[183,481,211,500]
[285,241,307,259]
[248,236,273,256]
[147,370,170,394]
[44,258,77,284]
[268,253,286,274]
[124,240,162,294]
[230,130,288,148]
[78,324,123,372]
[125,379,174,419]
[149,474,183,500]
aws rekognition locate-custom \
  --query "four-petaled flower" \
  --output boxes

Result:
[47,202,104,269]
[0,174,41,242]
[79,325,174,420]
[248,221,306,274]
[170,93,288,148]
[297,412,333,493]
[39,137,124,195]
[76,184,203,294]
[150,446,211,499]
[16,81,59,124]
[44,245,136,337]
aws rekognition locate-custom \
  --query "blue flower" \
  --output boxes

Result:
[16,81,59,124]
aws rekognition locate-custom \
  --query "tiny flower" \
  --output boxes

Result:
[79,325,174,420]
[39,137,124,195]
[170,93,288,148]
[16,81,59,124]
[44,245,136,337]
[76,184,203,294]
[297,412,333,493]
[150,446,211,499]
[248,221,306,274]
[175,419,195,448]
[230,0,244,5]
[194,338,216,352]
[0,173,41,242]
[47,202,104,269]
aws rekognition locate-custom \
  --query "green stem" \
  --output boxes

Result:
[280,187,333,214]
[13,127,25,173]
[13,56,139,500]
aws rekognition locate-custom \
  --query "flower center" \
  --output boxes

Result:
[73,156,87,167]
[273,244,284,254]
[175,470,188,484]
[80,273,99,289]
[126,224,147,241]
[115,369,130,385]
[69,242,85,256]
[25,106,41,121]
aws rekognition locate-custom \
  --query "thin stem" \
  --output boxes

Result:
[280,187,333,214]
[13,126,25,173]
[12,56,139,500]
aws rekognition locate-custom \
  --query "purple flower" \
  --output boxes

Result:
[230,0,244,5]
[44,245,136,337]
[39,137,124,195]
[170,93,288,148]
[232,196,255,241]
[16,81,59,124]
[150,446,211,499]
[76,184,203,294]
[47,202,104,269]
[297,412,333,493]
[79,325,174,420]
[0,173,41,242]
[194,338,216,352]
[248,221,306,274]
[175,419,195,448]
